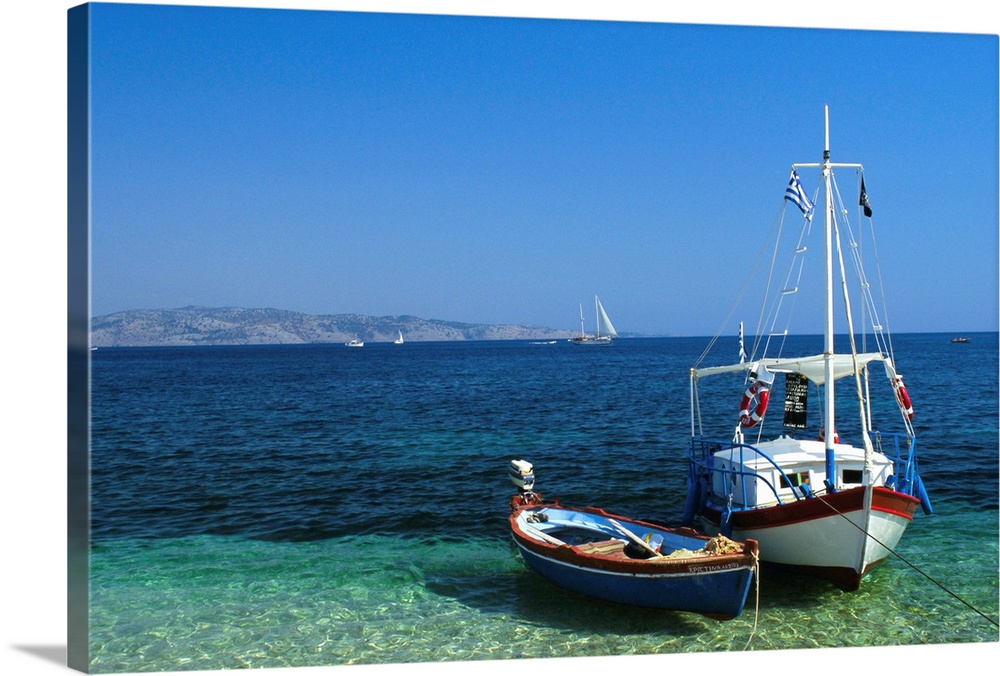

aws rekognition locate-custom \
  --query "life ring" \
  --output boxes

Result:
[818,427,840,444]
[894,377,914,421]
[738,380,770,428]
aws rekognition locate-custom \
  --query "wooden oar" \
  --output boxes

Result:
[607,518,663,558]
[521,522,567,546]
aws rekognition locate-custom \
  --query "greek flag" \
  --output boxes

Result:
[785,169,814,217]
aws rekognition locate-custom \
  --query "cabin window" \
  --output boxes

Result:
[842,469,863,485]
[779,471,811,489]
[716,462,736,486]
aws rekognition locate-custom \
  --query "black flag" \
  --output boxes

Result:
[859,177,872,217]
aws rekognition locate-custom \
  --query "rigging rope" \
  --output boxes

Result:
[693,203,786,370]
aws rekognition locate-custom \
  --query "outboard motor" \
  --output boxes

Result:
[509,459,544,511]
[509,459,535,492]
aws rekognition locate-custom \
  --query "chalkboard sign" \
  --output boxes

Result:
[783,372,809,429]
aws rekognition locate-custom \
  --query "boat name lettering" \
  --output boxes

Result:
[688,563,741,574]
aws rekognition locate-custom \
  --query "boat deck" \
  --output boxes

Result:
[568,536,742,564]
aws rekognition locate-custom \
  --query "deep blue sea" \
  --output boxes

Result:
[86,334,999,673]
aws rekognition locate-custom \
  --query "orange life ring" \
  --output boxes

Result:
[738,380,770,428]
[894,377,914,421]
[818,427,840,444]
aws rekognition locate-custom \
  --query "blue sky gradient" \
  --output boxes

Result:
[2,5,999,676]
[86,4,998,336]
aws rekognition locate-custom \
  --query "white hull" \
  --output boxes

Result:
[709,510,904,569]
[697,485,919,589]
[568,336,613,346]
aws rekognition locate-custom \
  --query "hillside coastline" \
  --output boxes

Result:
[90,306,576,347]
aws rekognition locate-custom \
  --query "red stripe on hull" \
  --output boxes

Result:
[870,486,922,520]
[757,561,867,592]
[754,553,895,592]
[703,486,919,531]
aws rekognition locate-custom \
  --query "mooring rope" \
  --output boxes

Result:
[811,491,999,628]
[742,549,761,651]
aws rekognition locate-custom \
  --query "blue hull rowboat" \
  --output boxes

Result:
[508,461,758,620]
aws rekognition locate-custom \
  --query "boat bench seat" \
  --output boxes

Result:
[574,539,626,556]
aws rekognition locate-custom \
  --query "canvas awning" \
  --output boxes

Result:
[692,352,886,386]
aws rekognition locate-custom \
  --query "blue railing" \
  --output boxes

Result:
[682,430,931,527]
[872,431,932,514]
[687,438,802,510]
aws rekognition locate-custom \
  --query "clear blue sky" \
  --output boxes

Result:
[84,2,998,335]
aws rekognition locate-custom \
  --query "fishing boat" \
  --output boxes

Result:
[395,330,404,344]
[568,295,617,345]
[681,107,932,592]
[346,338,364,347]
[508,460,758,620]
[951,336,971,344]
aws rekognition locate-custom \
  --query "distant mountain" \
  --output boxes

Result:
[90,306,576,347]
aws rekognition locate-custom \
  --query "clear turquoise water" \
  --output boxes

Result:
[86,335,1000,673]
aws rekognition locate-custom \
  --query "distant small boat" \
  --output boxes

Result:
[507,460,758,620]
[568,295,617,346]
[951,336,971,343]
[395,330,404,345]
[346,338,364,347]
[529,340,557,345]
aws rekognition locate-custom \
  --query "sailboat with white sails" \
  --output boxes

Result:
[568,295,618,346]
[681,107,931,591]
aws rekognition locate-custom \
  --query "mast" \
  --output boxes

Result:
[823,106,837,492]
[822,105,837,491]
[594,296,601,338]
[792,107,865,492]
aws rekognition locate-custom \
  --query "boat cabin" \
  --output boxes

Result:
[709,435,895,509]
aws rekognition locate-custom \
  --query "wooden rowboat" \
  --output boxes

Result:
[508,460,758,620]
